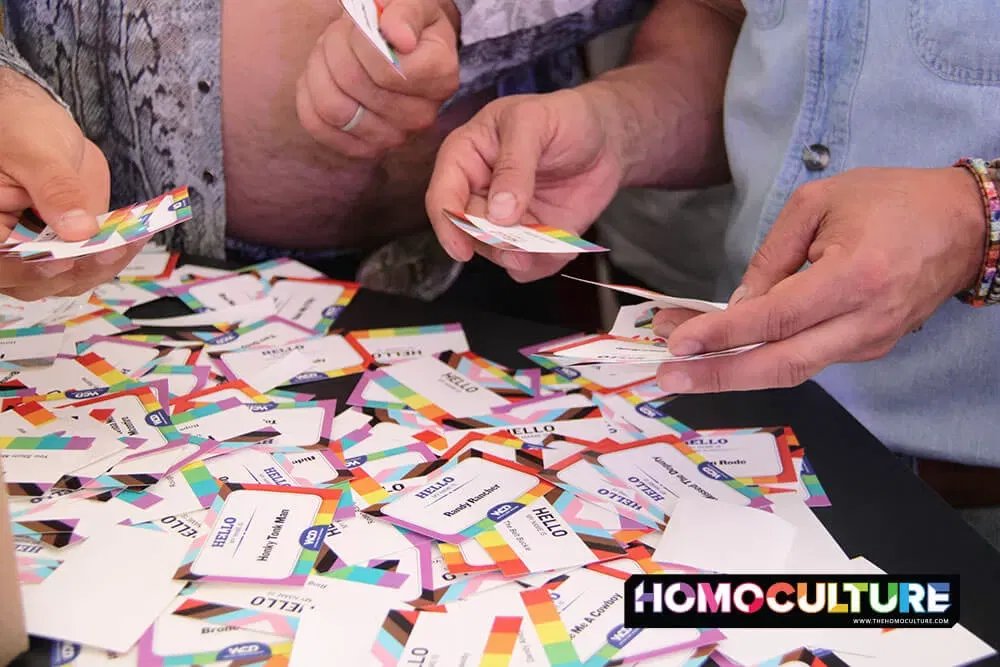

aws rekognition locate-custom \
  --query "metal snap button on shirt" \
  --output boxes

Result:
[802,143,831,171]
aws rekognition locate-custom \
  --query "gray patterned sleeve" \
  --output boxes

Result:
[0,32,71,114]
[455,0,649,97]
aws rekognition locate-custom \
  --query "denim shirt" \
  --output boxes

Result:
[725,0,1000,464]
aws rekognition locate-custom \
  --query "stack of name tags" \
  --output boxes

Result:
[0,192,994,666]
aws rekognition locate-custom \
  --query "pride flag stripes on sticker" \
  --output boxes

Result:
[478,616,523,667]
[171,598,299,638]
[519,588,581,667]
[0,435,93,450]
[444,210,609,254]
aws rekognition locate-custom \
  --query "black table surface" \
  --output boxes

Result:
[13,273,1000,666]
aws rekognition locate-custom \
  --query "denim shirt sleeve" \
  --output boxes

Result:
[0,33,71,115]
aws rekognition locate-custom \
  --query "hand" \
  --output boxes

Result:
[0,68,140,301]
[426,87,627,282]
[651,167,987,393]
[296,0,460,159]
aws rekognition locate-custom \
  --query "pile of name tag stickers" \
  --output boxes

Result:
[1,192,994,667]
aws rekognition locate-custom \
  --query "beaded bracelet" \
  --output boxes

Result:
[955,158,1000,307]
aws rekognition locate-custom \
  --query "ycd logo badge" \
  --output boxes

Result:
[606,625,641,649]
[322,305,341,319]
[487,502,524,522]
[64,388,108,400]
[50,641,80,666]
[636,400,669,419]
[291,371,326,383]
[216,643,270,662]
[697,462,733,482]
[344,455,367,469]
[210,331,240,346]
[299,526,328,551]
[554,367,580,380]
[145,409,171,427]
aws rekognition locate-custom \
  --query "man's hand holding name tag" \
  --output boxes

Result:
[297,0,461,159]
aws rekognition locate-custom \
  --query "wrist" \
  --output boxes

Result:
[575,79,640,190]
[953,159,1000,306]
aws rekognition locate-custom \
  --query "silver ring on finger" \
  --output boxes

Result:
[340,103,365,133]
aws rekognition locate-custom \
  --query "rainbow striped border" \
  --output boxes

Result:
[479,616,523,667]
[344,442,443,484]
[268,276,359,333]
[315,563,410,589]
[437,541,499,575]
[519,588,581,666]
[0,435,93,451]
[358,368,450,422]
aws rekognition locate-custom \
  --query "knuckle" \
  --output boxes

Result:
[710,317,739,351]
[747,245,775,275]
[429,58,460,99]
[37,173,84,206]
[853,255,892,300]
[763,305,800,341]
[702,365,728,394]
[774,353,814,388]
[59,282,93,297]
[307,93,342,129]
[333,65,368,105]
[412,103,440,131]
[790,179,827,207]
[397,102,439,132]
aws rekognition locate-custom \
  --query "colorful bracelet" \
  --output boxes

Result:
[955,158,1000,307]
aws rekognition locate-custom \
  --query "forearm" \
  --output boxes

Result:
[579,0,743,190]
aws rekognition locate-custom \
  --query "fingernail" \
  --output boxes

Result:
[96,247,127,265]
[500,252,527,272]
[445,241,470,263]
[488,192,517,221]
[58,209,96,235]
[659,370,692,394]
[36,259,73,277]
[653,321,677,338]
[402,25,417,47]
[729,285,749,306]
[670,339,703,357]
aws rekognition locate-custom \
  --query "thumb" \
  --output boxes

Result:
[732,181,826,305]
[486,101,547,226]
[379,0,438,53]
[18,161,99,242]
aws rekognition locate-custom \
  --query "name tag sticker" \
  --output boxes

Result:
[370,455,547,543]
[174,483,343,585]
